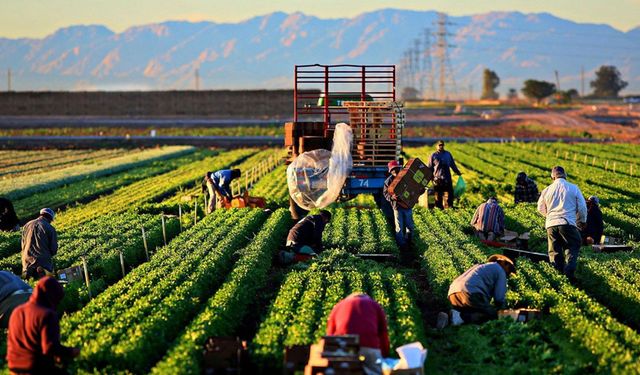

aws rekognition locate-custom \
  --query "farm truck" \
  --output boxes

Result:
[284,64,406,219]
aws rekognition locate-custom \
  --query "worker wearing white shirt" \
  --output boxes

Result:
[537,166,587,281]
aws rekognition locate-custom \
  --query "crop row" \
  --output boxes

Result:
[62,208,267,373]
[249,164,289,207]
[0,149,127,178]
[163,148,278,205]
[0,211,176,309]
[250,250,426,372]
[322,208,398,254]
[0,146,195,201]
[10,151,206,221]
[413,208,640,373]
[53,148,255,229]
[150,209,292,374]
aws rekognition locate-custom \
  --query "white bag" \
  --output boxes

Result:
[287,123,353,210]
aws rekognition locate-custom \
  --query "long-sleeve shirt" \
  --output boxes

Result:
[514,177,539,203]
[382,174,400,210]
[209,169,235,198]
[584,205,604,242]
[21,217,58,273]
[0,198,20,231]
[537,178,587,228]
[448,263,507,306]
[0,271,31,303]
[7,277,75,373]
[470,200,505,234]
[326,294,390,357]
[286,215,327,251]
[427,150,461,184]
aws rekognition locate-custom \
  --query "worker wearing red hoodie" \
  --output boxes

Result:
[7,276,80,374]
[326,293,390,375]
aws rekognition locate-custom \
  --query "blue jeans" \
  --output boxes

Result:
[393,207,414,247]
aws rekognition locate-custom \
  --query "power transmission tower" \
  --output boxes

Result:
[195,68,200,90]
[434,12,457,101]
[422,28,436,100]
[554,70,560,91]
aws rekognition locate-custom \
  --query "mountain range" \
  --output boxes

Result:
[0,9,638,96]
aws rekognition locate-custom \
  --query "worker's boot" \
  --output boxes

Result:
[450,309,464,326]
[436,312,449,329]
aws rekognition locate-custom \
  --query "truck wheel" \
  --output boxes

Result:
[289,196,309,221]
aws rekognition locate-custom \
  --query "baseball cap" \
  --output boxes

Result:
[40,208,55,220]
[387,160,401,173]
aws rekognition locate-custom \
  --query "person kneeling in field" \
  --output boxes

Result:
[7,276,80,374]
[326,293,389,375]
[437,254,516,328]
[0,270,32,329]
[470,197,505,241]
[286,210,331,256]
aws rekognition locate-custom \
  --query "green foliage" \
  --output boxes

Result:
[590,65,628,98]
[521,80,556,104]
[481,69,500,100]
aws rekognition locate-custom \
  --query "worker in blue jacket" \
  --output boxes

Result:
[203,169,241,213]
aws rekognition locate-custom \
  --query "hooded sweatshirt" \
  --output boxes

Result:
[7,276,74,373]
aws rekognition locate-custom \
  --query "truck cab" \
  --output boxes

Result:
[284,64,405,218]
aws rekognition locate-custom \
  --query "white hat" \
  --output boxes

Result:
[40,208,55,220]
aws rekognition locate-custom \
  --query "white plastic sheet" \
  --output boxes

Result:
[287,123,353,210]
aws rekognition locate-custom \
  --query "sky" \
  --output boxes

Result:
[1,0,639,39]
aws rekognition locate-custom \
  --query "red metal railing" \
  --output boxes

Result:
[293,64,396,127]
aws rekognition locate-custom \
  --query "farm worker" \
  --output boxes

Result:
[21,208,58,280]
[0,270,32,329]
[537,166,587,282]
[427,140,462,209]
[383,160,422,252]
[470,197,505,241]
[437,254,516,328]
[326,293,389,375]
[580,196,603,245]
[0,197,20,232]
[286,210,332,255]
[7,276,80,374]
[203,168,241,213]
[514,171,539,204]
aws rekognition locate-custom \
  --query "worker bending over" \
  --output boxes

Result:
[0,197,20,232]
[7,276,80,374]
[286,210,331,256]
[470,197,505,241]
[383,160,422,252]
[0,270,32,329]
[514,172,539,204]
[537,166,587,282]
[438,254,516,328]
[21,208,58,280]
[581,196,603,245]
[427,140,462,209]
[326,293,389,375]
[204,169,241,213]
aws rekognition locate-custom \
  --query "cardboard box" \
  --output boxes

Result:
[498,308,542,322]
[57,265,84,283]
[388,158,432,208]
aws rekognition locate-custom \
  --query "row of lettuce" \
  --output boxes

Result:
[414,208,640,373]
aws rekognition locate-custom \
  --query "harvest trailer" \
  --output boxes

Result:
[284,64,405,218]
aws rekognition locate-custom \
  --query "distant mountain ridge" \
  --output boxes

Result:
[0,9,638,95]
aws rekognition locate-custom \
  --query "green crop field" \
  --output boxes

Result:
[0,143,638,374]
